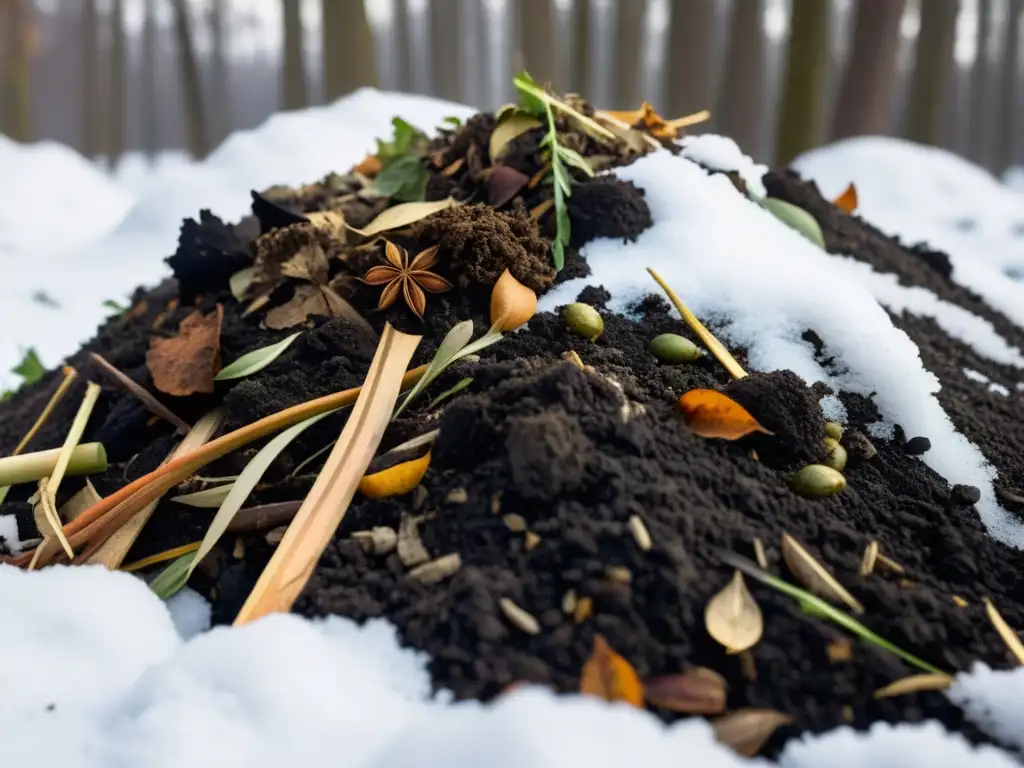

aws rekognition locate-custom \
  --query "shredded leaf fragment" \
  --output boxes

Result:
[146,306,223,396]
[833,182,859,214]
[579,634,644,707]
[873,673,954,698]
[215,332,302,381]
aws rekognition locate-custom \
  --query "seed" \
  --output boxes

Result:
[752,538,768,569]
[445,487,468,504]
[649,333,702,364]
[408,553,461,585]
[628,514,652,551]
[824,437,838,451]
[499,597,541,635]
[606,565,633,584]
[503,513,527,532]
[524,531,541,550]
[352,526,398,555]
[953,595,968,608]
[562,589,578,614]
[790,464,846,498]
[824,422,844,441]
[563,302,604,342]
[573,596,593,623]
[823,442,848,472]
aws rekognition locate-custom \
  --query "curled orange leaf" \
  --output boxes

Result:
[579,634,644,707]
[354,154,382,177]
[358,452,431,499]
[833,182,858,214]
[676,390,772,440]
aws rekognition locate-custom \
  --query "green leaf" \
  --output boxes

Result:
[758,197,826,249]
[442,116,463,128]
[376,117,428,163]
[513,70,546,116]
[558,146,596,177]
[152,408,341,600]
[12,348,45,387]
[214,332,302,381]
[512,71,615,141]
[394,320,484,419]
[102,299,127,315]
[425,377,473,410]
[171,483,234,508]
[372,154,429,202]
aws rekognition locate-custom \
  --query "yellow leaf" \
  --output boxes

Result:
[833,182,858,214]
[677,390,772,440]
[347,198,457,237]
[705,570,763,652]
[358,451,432,500]
[579,634,645,707]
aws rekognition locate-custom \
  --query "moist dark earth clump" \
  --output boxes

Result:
[1,96,1024,759]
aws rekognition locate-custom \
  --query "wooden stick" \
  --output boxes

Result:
[234,324,421,625]
[647,267,748,380]
[2,362,430,569]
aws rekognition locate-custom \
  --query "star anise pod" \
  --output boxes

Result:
[362,241,452,319]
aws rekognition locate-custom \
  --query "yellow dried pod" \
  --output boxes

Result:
[490,269,537,331]
[358,452,432,499]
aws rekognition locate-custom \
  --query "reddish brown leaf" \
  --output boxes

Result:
[487,166,530,208]
[146,306,223,396]
[644,667,727,714]
[833,182,858,214]
[354,154,382,177]
[676,390,773,440]
[713,709,793,757]
[579,634,644,707]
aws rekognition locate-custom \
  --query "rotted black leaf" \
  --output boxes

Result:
[166,210,254,304]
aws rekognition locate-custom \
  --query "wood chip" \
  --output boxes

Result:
[574,596,593,623]
[753,538,767,569]
[352,526,398,556]
[876,552,906,575]
[499,597,540,635]
[397,514,430,567]
[873,673,954,698]
[408,553,461,585]
[860,541,879,576]
[503,513,527,532]
[445,487,468,504]
[628,515,652,551]
[826,638,853,663]
[524,531,541,550]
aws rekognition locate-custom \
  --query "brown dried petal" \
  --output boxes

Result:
[384,240,406,270]
[146,306,223,396]
[409,244,440,272]
[377,279,403,311]
[410,272,453,293]
[362,265,401,285]
[404,280,427,319]
[644,668,727,714]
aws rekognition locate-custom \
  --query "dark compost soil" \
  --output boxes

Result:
[2,100,1024,759]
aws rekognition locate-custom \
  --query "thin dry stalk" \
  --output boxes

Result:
[647,268,747,380]
[233,324,422,625]
[90,352,191,434]
[14,366,77,455]
[2,363,430,569]
[121,541,202,573]
[227,500,303,534]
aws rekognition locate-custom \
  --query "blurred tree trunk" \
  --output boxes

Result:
[517,0,556,87]
[141,0,159,160]
[109,0,126,168]
[2,0,32,142]
[429,0,461,101]
[82,0,100,156]
[613,0,645,107]
[170,0,209,158]
[209,0,229,142]
[830,0,905,140]
[998,0,1023,170]
[322,0,377,102]
[571,0,591,94]
[774,0,830,165]
[970,0,993,166]
[282,0,308,110]
[903,0,957,146]
[665,0,716,120]
[716,0,766,154]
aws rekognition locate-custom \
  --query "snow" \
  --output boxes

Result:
[4,92,1024,763]
[1,562,1021,767]
[792,138,1024,332]
[539,150,1024,549]
[963,368,1012,397]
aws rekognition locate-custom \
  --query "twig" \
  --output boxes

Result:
[647,267,747,380]
[14,366,77,455]
[90,353,191,434]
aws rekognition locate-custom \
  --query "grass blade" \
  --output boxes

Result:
[720,550,943,674]
[171,484,235,508]
[48,382,102,502]
[122,541,201,574]
[215,332,302,380]
[426,377,473,410]
[394,320,474,418]
[234,324,421,624]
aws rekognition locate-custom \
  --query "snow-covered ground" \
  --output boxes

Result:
[3,93,1024,765]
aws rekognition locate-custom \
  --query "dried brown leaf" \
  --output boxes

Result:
[348,198,456,237]
[146,306,223,396]
[781,533,865,614]
[833,182,858,214]
[644,667,726,714]
[490,268,537,331]
[705,570,763,652]
[713,709,793,757]
[873,673,954,698]
[487,165,530,208]
[579,634,645,707]
[264,284,331,329]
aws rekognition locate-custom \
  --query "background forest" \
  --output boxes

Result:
[0,0,1021,173]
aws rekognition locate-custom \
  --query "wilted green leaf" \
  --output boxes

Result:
[214,332,302,381]
[12,348,45,387]
[757,197,826,249]
[372,155,429,202]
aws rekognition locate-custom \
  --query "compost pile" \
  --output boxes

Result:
[2,81,1024,758]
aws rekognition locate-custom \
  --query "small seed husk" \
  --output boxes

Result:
[500,597,541,635]
[503,513,527,532]
[562,589,578,614]
[873,672,955,698]
[445,487,468,504]
[705,570,763,652]
[713,709,793,757]
[574,596,593,623]
[953,595,968,608]
[860,541,879,576]
[352,526,398,556]
[824,422,844,441]
[781,533,865,614]
[876,552,906,575]
[628,515,652,551]
[564,303,604,342]
[649,333,702,364]
[606,566,633,584]
[753,538,768,569]
[397,514,430,567]
[789,464,846,499]
[524,531,541,550]
[408,553,462,585]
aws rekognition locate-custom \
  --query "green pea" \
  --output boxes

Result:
[790,464,846,499]
[649,333,702,364]
[564,303,604,342]
[824,422,844,441]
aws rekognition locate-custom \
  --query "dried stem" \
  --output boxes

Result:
[14,366,77,455]
[90,353,191,434]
